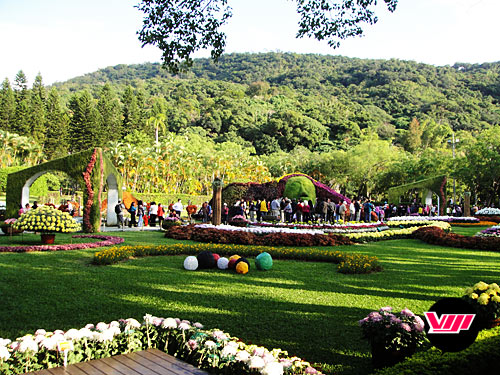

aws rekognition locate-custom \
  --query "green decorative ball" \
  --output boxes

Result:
[255,252,273,271]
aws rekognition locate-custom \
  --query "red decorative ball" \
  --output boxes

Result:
[213,253,220,262]
[228,255,241,269]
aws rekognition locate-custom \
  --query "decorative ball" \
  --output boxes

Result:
[228,255,241,269]
[235,261,249,274]
[235,258,250,274]
[183,256,198,271]
[197,251,216,269]
[255,252,273,271]
[212,253,220,262]
[217,257,229,270]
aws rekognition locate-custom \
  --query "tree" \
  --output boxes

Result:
[44,87,69,158]
[68,90,100,152]
[122,85,140,135]
[136,0,398,72]
[97,84,122,143]
[12,70,30,135]
[0,79,16,131]
[29,73,47,143]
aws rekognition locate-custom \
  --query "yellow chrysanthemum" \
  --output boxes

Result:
[474,281,489,291]
[478,293,490,305]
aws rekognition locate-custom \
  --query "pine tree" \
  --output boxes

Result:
[29,73,47,143]
[0,78,16,131]
[122,85,140,136]
[97,84,122,144]
[68,90,100,152]
[44,87,69,158]
[12,70,30,135]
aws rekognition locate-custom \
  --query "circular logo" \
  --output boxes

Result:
[424,298,479,352]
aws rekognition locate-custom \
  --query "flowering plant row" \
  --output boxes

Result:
[346,222,451,243]
[413,226,500,251]
[250,221,385,231]
[388,216,479,223]
[475,207,500,216]
[0,235,124,253]
[475,225,500,238]
[166,224,353,247]
[93,243,382,274]
[0,314,324,375]
[196,223,328,235]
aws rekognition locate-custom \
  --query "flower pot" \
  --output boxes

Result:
[370,342,416,369]
[41,233,56,244]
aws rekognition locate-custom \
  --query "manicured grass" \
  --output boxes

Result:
[0,232,499,375]
[450,225,491,236]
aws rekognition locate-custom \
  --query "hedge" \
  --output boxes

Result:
[374,326,500,375]
[0,167,59,197]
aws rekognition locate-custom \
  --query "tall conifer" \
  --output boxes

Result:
[0,78,16,131]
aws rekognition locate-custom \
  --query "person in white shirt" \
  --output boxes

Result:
[172,199,183,217]
[149,202,158,227]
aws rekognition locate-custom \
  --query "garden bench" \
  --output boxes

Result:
[26,348,208,375]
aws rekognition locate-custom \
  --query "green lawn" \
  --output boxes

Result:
[450,225,490,236]
[0,230,499,374]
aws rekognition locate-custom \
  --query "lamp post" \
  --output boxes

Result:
[448,132,459,207]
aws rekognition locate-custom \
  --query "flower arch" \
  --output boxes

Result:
[5,148,122,233]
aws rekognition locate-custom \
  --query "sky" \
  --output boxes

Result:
[0,0,499,86]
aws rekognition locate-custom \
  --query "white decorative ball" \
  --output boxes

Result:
[184,256,198,271]
[217,257,229,270]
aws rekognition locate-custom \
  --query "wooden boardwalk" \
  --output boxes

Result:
[27,349,208,375]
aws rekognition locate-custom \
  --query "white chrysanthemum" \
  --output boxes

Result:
[96,322,109,332]
[0,346,10,361]
[221,345,238,357]
[40,336,58,351]
[64,329,82,341]
[248,355,266,369]
[261,362,284,375]
[78,328,93,339]
[34,329,47,336]
[178,322,191,330]
[235,350,250,361]
[109,321,120,328]
[0,339,11,347]
[98,329,115,342]
[162,318,178,329]
[204,340,217,349]
[19,337,38,353]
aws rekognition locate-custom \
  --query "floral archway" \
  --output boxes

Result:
[6,148,122,233]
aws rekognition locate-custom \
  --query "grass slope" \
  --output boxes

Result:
[0,230,499,375]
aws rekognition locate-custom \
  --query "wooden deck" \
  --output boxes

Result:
[27,349,208,375]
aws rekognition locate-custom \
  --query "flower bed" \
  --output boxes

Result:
[475,225,500,238]
[0,235,124,253]
[474,208,500,223]
[451,221,498,227]
[413,226,500,251]
[165,224,353,247]
[250,221,385,230]
[347,222,451,243]
[0,314,324,374]
[388,216,479,223]
[463,281,500,328]
[93,243,382,274]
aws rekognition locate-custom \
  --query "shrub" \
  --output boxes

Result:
[165,224,353,247]
[413,226,500,251]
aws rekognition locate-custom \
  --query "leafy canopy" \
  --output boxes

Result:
[136,0,398,72]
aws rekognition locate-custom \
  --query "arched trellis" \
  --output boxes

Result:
[6,148,122,233]
[387,175,447,216]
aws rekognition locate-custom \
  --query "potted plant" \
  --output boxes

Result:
[13,206,80,244]
[359,307,426,368]
[463,281,500,329]
[0,218,23,235]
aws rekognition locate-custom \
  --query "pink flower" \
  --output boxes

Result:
[187,339,198,350]
[401,308,415,317]
[401,323,412,332]
[305,366,318,374]
[379,306,392,312]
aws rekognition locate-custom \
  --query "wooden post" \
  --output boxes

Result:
[212,178,223,226]
[464,192,471,217]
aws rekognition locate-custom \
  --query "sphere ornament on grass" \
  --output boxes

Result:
[255,252,273,271]
[184,256,198,271]
[217,257,229,270]
[228,255,241,269]
[235,258,250,274]
[197,251,216,269]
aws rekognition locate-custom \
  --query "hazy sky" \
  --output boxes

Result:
[0,0,499,85]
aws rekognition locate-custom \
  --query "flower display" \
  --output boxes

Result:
[0,314,324,374]
[0,235,123,253]
[346,222,451,242]
[388,216,479,223]
[13,205,80,234]
[475,225,500,238]
[475,208,500,216]
[463,281,500,327]
[359,307,426,351]
[413,225,500,251]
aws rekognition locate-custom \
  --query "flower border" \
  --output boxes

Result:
[0,235,124,253]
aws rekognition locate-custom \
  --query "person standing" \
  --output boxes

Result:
[349,200,355,221]
[222,203,229,224]
[173,199,183,217]
[157,203,164,227]
[137,200,145,230]
[339,201,347,223]
[259,199,268,221]
[129,202,137,227]
[149,201,158,227]
[249,201,257,222]
[271,197,280,219]
[115,200,125,230]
